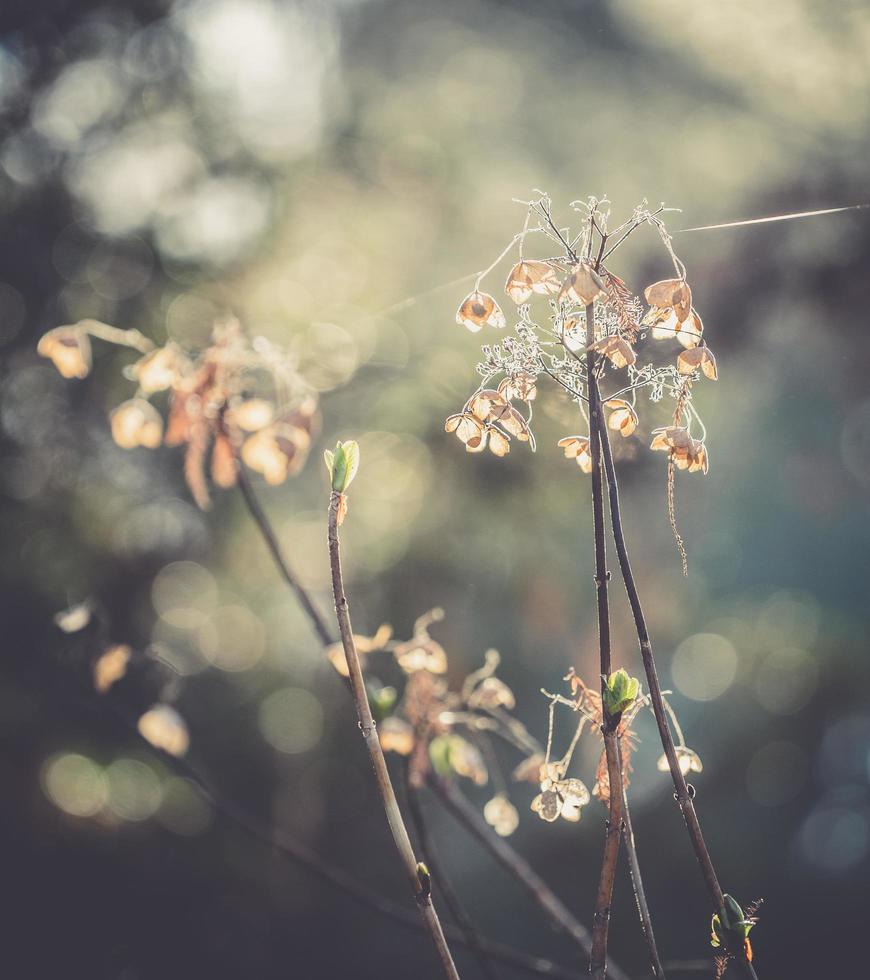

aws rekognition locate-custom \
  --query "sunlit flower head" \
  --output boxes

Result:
[650,426,709,474]
[531,772,591,823]
[644,277,693,323]
[130,344,182,394]
[558,261,607,307]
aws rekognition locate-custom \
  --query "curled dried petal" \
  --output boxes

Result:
[445,413,485,445]
[558,435,593,473]
[644,278,692,322]
[657,745,703,775]
[589,336,636,369]
[604,399,638,437]
[677,346,718,380]
[559,262,607,306]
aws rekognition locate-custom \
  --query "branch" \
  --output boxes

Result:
[585,326,622,980]
[405,771,504,980]
[595,408,758,979]
[327,491,461,980]
[428,774,632,980]
[622,787,665,980]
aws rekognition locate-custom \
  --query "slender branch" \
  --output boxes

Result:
[595,410,758,979]
[327,491,461,980]
[621,789,665,980]
[585,314,623,980]
[428,774,633,980]
[237,467,334,648]
[405,772,504,980]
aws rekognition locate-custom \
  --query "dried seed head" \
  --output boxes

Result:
[589,335,637,369]
[604,399,638,437]
[37,325,92,379]
[559,262,607,306]
[110,398,163,449]
[456,290,506,332]
[677,345,718,380]
[131,345,181,393]
[504,260,561,304]
[137,704,190,757]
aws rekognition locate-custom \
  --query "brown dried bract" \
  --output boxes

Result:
[589,335,637,369]
[559,261,607,307]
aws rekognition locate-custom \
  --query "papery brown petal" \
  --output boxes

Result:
[487,427,511,457]
[456,291,506,331]
[37,326,92,379]
[677,309,704,349]
[590,336,636,369]
[559,262,607,306]
[644,278,692,320]
[211,432,238,488]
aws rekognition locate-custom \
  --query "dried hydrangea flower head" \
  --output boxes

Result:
[38,315,319,510]
[137,703,190,757]
[443,192,718,566]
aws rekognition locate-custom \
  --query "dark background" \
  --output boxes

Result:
[1,1,869,977]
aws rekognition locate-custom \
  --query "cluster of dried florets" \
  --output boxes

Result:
[446,196,717,486]
[38,317,319,509]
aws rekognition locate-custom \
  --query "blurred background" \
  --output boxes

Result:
[1,0,869,977]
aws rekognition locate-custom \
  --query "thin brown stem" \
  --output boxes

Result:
[237,467,334,648]
[586,304,622,980]
[327,492,461,980]
[405,771,504,980]
[621,790,665,980]
[595,410,758,980]
[428,774,642,980]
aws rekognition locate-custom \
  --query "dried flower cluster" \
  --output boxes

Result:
[38,317,319,509]
[445,195,717,563]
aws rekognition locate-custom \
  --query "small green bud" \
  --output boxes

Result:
[366,681,397,722]
[428,734,453,778]
[711,894,755,949]
[325,440,360,493]
[602,667,640,718]
[416,861,432,898]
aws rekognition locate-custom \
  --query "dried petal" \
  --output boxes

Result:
[558,435,593,473]
[657,746,703,775]
[487,426,511,457]
[211,432,238,488]
[590,336,636,369]
[498,373,537,402]
[470,389,507,421]
[644,278,692,322]
[531,790,561,822]
[445,413,486,445]
[456,291,506,332]
[677,310,704,349]
[604,399,638,437]
[241,424,311,484]
[559,262,607,306]
[512,753,545,783]
[505,260,561,304]
[37,326,92,379]
[677,346,718,380]
[110,398,163,449]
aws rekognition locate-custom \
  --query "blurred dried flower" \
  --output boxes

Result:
[137,704,190,757]
[93,644,132,694]
[226,398,274,432]
[456,290,506,332]
[37,325,92,379]
[650,426,709,474]
[484,794,520,836]
[110,399,163,449]
[130,345,182,393]
[242,423,312,485]
[467,676,516,711]
[379,717,415,756]
[326,623,393,677]
[512,753,546,783]
[53,601,92,633]
[531,765,591,823]
[657,745,703,776]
